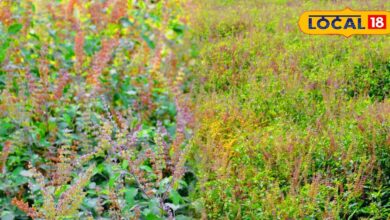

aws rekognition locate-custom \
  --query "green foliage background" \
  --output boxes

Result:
[0,0,389,219]
[0,0,196,219]
[189,0,389,219]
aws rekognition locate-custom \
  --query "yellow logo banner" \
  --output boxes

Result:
[298,8,390,37]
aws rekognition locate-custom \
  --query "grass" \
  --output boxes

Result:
[188,0,390,219]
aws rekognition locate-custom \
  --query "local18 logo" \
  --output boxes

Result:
[298,8,390,37]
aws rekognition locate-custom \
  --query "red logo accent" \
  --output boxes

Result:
[368,15,386,29]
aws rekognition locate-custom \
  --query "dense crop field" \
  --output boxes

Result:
[0,0,389,219]
[189,0,389,219]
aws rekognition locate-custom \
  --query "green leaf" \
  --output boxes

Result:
[145,213,161,220]
[0,120,14,136]
[141,34,155,49]
[29,32,40,40]
[8,23,23,35]
[109,173,120,188]
[169,190,183,205]
[84,37,101,56]
[171,23,186,34]
[0,40,10,63]
[63,113,72,125]
[1,211,15,220]
[55,185,69,198]
[120,17,133,27]
[140,165,153,172]
[175,215,193,220]
[0,49,6,63]
[121,160,129,169]
[19,170,34,177]
[124,187,138,207]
